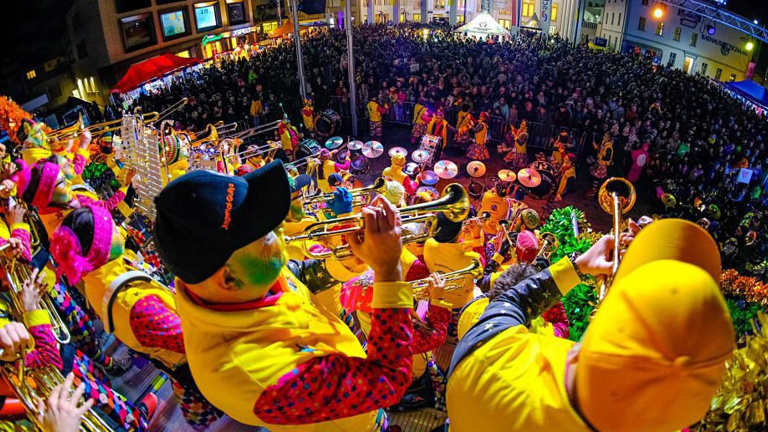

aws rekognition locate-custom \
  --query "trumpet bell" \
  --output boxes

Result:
[598,177,636,215]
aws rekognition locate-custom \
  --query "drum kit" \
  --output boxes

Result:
[389,147,409,158]
[315,109,341,140]
[362,141,384,158]
[434,160,459,180]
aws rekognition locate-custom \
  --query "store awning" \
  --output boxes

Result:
[725,80,768,108]
[269,20,294,38]
[111,53,199,94]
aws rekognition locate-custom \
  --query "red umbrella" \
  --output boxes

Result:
[111,53,199,93]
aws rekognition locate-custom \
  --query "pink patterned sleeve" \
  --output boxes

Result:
[24,320,63,370]
[10,227,31,262]
[72,153,87,176]
[93,188,127,213]
[253,308,413,424]
[412,305,451,355]
[129,295,185,354]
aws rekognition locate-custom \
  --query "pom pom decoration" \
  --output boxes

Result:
[0,96,51,145]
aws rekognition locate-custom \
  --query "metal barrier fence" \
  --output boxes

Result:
[322,95,598,157]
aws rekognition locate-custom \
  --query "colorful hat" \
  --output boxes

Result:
[391,154,406,167]
[515,230,539,263]
[578,219,733,432]
[162,134,182,165]
[520,209,540,230]
[51,205,114,283]
[17,160,59,209]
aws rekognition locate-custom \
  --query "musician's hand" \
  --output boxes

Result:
[124,169,137,186]
[0,180,15,199]
[78,129,92,150]
[22,267,48,312]
[348,195,403,282]
[0,322,31,362]
[328,187,353,217]
[37,373,93,432]
[4,237,24,259]
[6,203,25,226]
[427,273,446,301]
[575,232,634,277]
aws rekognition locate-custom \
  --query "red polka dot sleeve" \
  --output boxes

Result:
[253,308,413,425]
[129,295,185,354]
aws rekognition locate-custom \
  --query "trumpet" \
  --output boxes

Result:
[286,184,470,260]
[288,153,321,169]
[413,259,483,301]
[1,356,113,431]
[595,177,636,304]
[303,177,386,212]
[464,211,491,227]
[536,232,559,259]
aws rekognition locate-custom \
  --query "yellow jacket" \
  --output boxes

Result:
[423,239,479,308]
[175,268,409,431]
[447,259,590,432]
[367,101,383,122]
[81,259,186,369]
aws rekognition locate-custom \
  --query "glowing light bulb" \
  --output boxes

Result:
[747,41,755,51]
[653,7,663,19]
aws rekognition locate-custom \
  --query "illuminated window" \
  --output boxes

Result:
[690,32,697,47]
[434,0,445,9]
[499,18,510,29]
[414,13,421,22]
[552,3,558,21]
[522,1,535,18]
[655,22,663,36]
[262,21,278,33]
[638,17,646,31]
[26,70,36,80]
[673,27,681,41]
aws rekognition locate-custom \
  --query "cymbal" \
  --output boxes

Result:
[420,170,439,186]
[434,160,458,179]
[497,169,516,182]
[467,161,487,178]
[325,136,344,150]
[517,168,542,188]
[412,149,431,164]
[347,140,364,151]
[362,141,384,158]
[389,146,409,158]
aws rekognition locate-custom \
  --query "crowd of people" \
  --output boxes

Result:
[0,19,760,432]
[125,24,768,279]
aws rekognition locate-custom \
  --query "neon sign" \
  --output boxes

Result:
[202,34,223,46]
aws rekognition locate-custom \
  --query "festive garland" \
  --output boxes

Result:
[720,269,768,307]
[0,96,51,145]
[540,206,600,342]
[691,312,768,432]
[82,162,119,194]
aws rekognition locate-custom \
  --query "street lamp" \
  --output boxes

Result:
[652,5,664,19]
[747,41,755,51]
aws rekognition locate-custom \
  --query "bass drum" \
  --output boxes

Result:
[316,109,342,140]
[295,139,321,160]
[524,163,556,200]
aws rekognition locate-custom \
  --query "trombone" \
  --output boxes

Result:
[286,183,470,260]
[235,142,281,161]
[595,177,636,304]
[413,259,483,301]
[303,177,386,212]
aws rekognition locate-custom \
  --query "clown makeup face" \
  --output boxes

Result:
[224,227,287,293]
[109,224,126,261]
[51,171,74,206]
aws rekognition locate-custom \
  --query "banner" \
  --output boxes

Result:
[540,0,552,36]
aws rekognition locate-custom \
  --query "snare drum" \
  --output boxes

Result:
[350,155,370,175]
[295,139,321,160]
[404,162,420,176]
[420,134,441,152]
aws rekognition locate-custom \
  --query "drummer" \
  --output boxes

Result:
[411,98,431,144]
[382,154,420,195]
[317,149,351,194]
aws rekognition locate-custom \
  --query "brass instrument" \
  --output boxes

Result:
[596,177,636,304]
[235,142,281,161]
[497,219,517,250]
[1,199,70,344]
[464,211,491,227]
[289,153,321,168]
[232,119,283,141]
[413,259,483,301]
[303,177,386,212]
[536,232,559,259]
[0,352,113,431]
[147,97,187,126]
[286,183,470,260]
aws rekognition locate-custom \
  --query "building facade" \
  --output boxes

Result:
[595,0,754,81]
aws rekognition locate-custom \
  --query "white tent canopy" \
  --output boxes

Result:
[454,13,511,39]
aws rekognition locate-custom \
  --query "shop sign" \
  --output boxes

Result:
[202,34,224,46]
[700,33,747,56]
[231,27,253,37]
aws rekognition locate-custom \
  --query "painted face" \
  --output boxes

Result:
[287,197,306,222]
[109,224,125,261]
[50,171,73,206]
[224,227,287,293]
